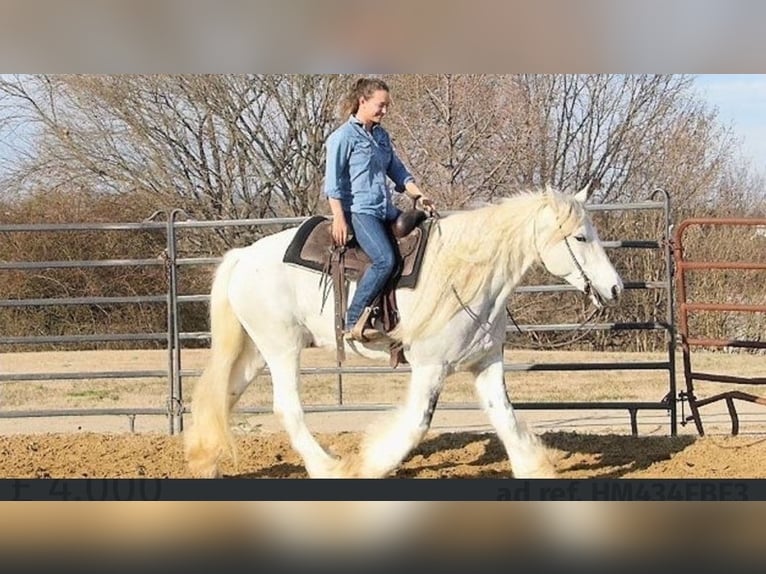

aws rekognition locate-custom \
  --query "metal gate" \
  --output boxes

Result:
[1,192,677,436]
[673,217,766,435]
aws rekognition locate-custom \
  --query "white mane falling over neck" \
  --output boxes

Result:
[394,188,585,344]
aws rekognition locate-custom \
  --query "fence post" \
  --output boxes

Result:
[651,187,677,436]
[167,209,187,435]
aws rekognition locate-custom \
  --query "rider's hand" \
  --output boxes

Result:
[417,196,436,216]
[331,216,349,246]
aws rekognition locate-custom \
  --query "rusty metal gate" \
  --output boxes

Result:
[673,218,766,435]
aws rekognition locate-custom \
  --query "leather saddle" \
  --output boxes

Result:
[283,209,432,366]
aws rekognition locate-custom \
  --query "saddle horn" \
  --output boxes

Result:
[391,209,428,239]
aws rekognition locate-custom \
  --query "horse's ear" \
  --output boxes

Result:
[574,183,592,203]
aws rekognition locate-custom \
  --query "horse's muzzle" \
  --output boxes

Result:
[590,282,622,308]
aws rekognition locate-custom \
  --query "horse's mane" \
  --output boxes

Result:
[393,187,587,344]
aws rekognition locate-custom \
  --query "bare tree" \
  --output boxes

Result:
[0,74,347,225]
[1,74,744,215]
[383,74,520,208]
[383,74,740,211]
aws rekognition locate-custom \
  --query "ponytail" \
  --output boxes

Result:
[338,77,390,120]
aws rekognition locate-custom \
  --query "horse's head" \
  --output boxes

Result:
[536,185,623,308]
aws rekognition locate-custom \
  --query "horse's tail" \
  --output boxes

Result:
[184,248,247,477]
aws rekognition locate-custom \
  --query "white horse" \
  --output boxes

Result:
[184,185,623,478]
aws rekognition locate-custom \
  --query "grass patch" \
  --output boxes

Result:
[66,389,120,401]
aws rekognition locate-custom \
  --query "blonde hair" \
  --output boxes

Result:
[338,77,390,120]
[393,188,587,343]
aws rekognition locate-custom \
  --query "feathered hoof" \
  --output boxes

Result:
[185,447,222,478]
[307,455,369,479]
[511,455,558,479]
[186,460,221,479]
[521,463,557,479]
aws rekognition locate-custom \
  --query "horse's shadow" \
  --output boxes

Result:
[232,462,307,479]
[392,431,697,479]
[228,430,696,479]
[540,431,697,478]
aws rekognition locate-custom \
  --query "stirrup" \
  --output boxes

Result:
[346,306,385,342]
[344,328,387,343]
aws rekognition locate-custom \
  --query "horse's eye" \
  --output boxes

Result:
[574,235,587,242]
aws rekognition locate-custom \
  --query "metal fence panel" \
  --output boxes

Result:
[0,191,677,435]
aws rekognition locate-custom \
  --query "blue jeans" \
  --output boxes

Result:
[346,212,398,329]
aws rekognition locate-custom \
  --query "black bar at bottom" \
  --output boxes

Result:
[0,478,757,501]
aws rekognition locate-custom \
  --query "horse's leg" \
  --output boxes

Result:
[264,347,342,478]
[472,356,556,478]
[221,258,341,479]
[227,339,265,409]
[185,339,265,478]
[351,364,447,478]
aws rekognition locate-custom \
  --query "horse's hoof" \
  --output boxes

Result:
[308,456,365,479]
[305,456,346,479]
[186,461,221,479]
[512,460,557,479]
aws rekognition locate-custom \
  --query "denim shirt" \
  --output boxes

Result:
[324,115,414,221]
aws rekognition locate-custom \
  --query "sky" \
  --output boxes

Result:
[692,74,766,176]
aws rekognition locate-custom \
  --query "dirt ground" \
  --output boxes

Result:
[1,428,766,479]
[1,348,765,478]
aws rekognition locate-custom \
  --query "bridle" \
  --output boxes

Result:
[451,210,602,340]
[532,210,596,301]
[562,234,595,301]
[504,225,604,345]
[501,213,603,341]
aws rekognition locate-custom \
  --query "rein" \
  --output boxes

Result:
[508,216,603,346]
[505,303,604,349]
[450,285,495,338]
